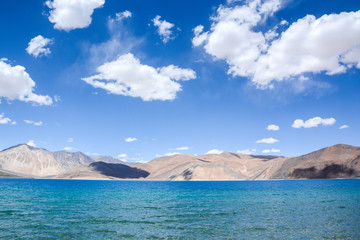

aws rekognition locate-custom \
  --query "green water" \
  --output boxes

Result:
[0,179,359,239]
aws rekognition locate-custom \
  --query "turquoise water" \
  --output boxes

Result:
[0,179,359,239]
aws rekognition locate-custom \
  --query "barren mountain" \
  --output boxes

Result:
[0,169,24,178]
[271,144,360,179]
[93,156,127,164]
[0,143,359,180]
[136,152,286,180]
[135,144,360,180]
[57,162,149,180]
[0,144,94,177]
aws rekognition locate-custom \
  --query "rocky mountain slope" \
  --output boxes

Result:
[0,143,359,180]
[272,144,360,179]
[134,144,360,180]
[134,152,286,180]
[56,162,149,180]
[0,144,94,177]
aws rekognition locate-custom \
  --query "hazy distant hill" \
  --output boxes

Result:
[0,144,94,177]
[0,143,359,180]
[93,156,127,164]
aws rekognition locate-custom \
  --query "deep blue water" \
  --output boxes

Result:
[0,179,359,239]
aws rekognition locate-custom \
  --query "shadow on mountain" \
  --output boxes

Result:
[89,162,149,179]
[0,169,22,178]
[291,164,357,179]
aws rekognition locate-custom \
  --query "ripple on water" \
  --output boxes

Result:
[0,179,359,239]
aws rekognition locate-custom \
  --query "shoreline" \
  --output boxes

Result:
[1,177,359,182]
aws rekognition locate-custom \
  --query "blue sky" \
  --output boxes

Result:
[0,0,359,162]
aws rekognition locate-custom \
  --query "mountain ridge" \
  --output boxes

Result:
[0,143,359,180]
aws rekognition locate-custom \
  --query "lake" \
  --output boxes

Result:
[0,179,359,239]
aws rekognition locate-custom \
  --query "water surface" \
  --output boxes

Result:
[0,179,359,239]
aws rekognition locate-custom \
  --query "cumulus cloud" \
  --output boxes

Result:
[267,124,279,131]
[237,149,256,155]
[193,0,360,89]
[152,15,175,43]
[46,0,105,31]
[0,113,11,124]
[24,120,43,126]
[67,137,74,143]
[0,59,52,105]
[192,25,209,47]
[125,137,137,142]
[26,35,53,58]
[27,140,36,147]
[115,10,132,21]
[82,53,196,101]
[206,149,223,155]
[63,147,72,151]
[262,148,280,153]
[292,117,336,128]
[256,137,279,144]
[175,146,189,151]
[339,125,349,129]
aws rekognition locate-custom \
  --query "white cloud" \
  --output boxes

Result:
[26,35,53,58]
[165,152,180,156]
[117,153,128,161]
[339,125,349,129]
[175,146,189,151]
[152,15,175,43]
[267,124,279,131]
[117,153,128,158]
[27,140,36,147]
[63,147,72,151]
[0,59,52,105]
[46,0,105,31]
[256,137,279,144]
[125,137,137,142]
[115,10,132,21]
[292,117,336,128]
[67,137,74,143]
[262,148,280,153]
[159,65,196,81]
[193,0,360,89]
[82,53,196,101]
[0,113,11,124]
[24,120,43,126]
[206,149,223,155]
[192,25,209,47]
[280,19,288,25]
[11,121,17,125]
[237,149,256,155]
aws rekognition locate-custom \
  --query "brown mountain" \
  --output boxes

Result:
[135,152,286,180]
[134,144,360,180]
[0,143,359,180]
[271,144,360,179]
[56,162,149,180]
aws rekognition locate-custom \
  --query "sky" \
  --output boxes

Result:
[0,0,359,162]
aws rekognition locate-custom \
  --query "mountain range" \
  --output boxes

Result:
[0,143,359,180]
